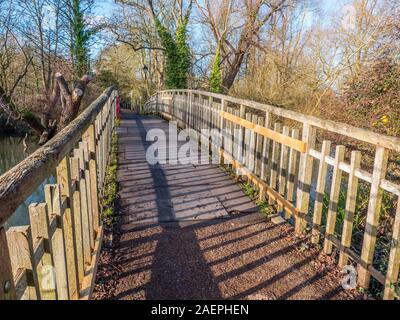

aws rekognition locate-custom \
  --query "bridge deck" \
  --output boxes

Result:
[96,110,357,300]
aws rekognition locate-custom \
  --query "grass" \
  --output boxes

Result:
[317,180,399,299]
[101,119,120,226]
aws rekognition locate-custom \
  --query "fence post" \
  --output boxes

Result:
[83,124,101,229]
[56,156,79,299]
[28,203,57,300]
[384,200,400,299]
[358,146,389,289]
[339,151,361,267]
[311,141,332,244]
[7,226,40,299]
[324,145,346,254]
[45,184,69,300]
[295,123,316,235]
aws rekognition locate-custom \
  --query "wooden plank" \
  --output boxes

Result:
[358,146,389,289]
[0,226,16,299]
[339,151,361,267]
[309,148,400,197]
[219,100,226,165]
[7,226,40,299]
[220,111,307,153]
[70,157,85,285]
[295,124,316,235]
[278,126,290,213]
[311,141,332,244]
[248,115,258,173]
[286,128,300,217]
[384,200,400,299]
[44,184,69,300]
[226,107,234,159]
[255,117,264,177]
[81,141,95,241]
[14,268,28,300]
[260,111,272,202]
[269,123,282,205]
[324,146,346,254]
[236,105,246,177]
[28,203,57,300]
[75,145,92,266]
[244,113,252,171]
[56,156,79,299]
[79,225,104,300]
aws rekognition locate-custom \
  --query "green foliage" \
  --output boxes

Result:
[155,17,191,89]
[242,182,257,199]
[257,200,275,218]
[175,19,191,89]
[102,124,119,225]
[71,0,91,78]
[210,43,222,93]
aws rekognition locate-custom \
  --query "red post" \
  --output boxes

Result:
[116,96,121,119]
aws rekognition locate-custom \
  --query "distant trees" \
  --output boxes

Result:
[112,0,193,90]
[0,0,96,143]
[196,0,292,92]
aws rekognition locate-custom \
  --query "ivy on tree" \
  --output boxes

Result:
[210,42,222,93]
[71,0,92,78]
[155,17,191,89]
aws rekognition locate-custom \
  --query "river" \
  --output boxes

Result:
[0,136,54,228]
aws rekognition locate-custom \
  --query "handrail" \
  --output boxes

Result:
[0,86,114,225]
[0,86,117,300]
[151,89,400,153]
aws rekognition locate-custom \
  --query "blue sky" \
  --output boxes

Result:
[93,0,116,19]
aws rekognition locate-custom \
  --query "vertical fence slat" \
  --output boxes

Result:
[358,146,389,289]
[286,128,300,217]
[311,140,332,244]
[255,117,264,177]
[28,203,57,300]
[339,151,361,267]
[45,184,69,300]
[295,124,316,235]
[269,123,282,205]
[324,145,346,254]
[278,126,290,212]
[260,111,272,202]
[56,156,79,299]
[70,157,85,285]
[248,115,258,174]
[384,199,400,299]
[0,227,16,300]
[7,226,40,299]
[236,105,246,177]
[76,145,93,265]
[260,111,272,182]
[80,142,95,244]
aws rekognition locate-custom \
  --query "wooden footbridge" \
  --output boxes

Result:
[0,87,399,300]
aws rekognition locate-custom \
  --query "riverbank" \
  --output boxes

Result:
[0,113,30,136]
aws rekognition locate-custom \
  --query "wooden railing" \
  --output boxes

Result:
[145,90,400,300]
[0,87,117,300]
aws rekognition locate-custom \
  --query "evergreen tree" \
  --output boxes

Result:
[210,43,222,93]
[154,13,191,89]
[70,0,92,78]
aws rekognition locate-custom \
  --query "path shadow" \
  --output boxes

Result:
[112,110,352,301]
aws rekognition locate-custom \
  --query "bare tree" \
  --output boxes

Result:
[196,0,291,92]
